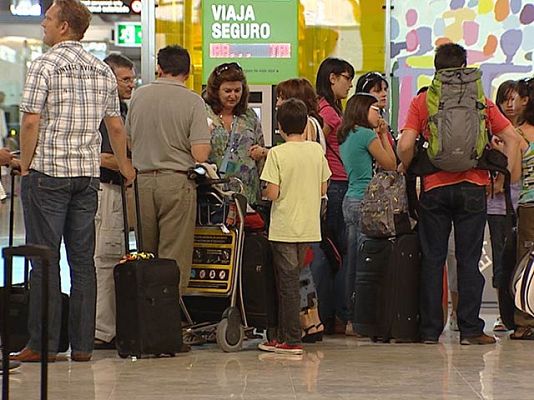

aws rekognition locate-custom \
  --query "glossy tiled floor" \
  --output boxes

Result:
[3,312,534,400]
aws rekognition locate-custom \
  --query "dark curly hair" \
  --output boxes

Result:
[204,63,249,116]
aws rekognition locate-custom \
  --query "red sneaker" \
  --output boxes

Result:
[274,342,303,355]
[258,340,278,352]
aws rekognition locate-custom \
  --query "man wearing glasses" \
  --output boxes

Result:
[126,45,211,296]
[93,54,136,350]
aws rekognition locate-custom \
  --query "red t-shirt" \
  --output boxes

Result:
[319,98,347,181]
[402,93,511,192]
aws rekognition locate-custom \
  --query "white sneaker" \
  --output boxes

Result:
[493,316,508,332]
[449,312,459,331]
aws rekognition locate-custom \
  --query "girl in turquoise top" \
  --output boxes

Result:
[205,63,266,206]
[337,93,396,334]
[510,77,534,340]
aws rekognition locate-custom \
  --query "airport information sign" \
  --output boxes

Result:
[202,0,298,84]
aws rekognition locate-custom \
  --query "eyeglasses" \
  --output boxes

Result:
[339,73,353,82]
[214,62,243,76]
[370,105,381,112]
[117,77,135,85]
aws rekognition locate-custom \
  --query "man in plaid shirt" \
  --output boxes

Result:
[10,0,135,363]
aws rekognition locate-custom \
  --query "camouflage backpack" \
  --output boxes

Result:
[359,171,413,238]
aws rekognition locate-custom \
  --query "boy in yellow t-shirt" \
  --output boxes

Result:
[258,98,331,355]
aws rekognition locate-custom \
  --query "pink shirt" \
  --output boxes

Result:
[319,98,347,181]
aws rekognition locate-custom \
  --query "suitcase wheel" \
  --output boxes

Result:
[118,353,129,359]
[216,317,243,353]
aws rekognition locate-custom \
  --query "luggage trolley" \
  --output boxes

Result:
[181,165,274,352]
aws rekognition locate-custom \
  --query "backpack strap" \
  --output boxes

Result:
[325,138,344,165]
[477,148,516,226]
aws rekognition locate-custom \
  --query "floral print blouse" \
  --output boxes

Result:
[207,106,265,205]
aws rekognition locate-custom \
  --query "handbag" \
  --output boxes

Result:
[511,245,534,318]
[359,171,413,238]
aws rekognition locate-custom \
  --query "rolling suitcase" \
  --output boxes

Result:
[353,232,421,342]
[0,169,69,353]
[241,232,277,330]
[114,177,182,358]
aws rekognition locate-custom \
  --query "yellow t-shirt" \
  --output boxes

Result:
[260,141,331,242]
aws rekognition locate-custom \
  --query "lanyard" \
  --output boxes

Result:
[219,115,238,175]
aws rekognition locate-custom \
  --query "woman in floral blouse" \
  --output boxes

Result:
[204,62,267,206]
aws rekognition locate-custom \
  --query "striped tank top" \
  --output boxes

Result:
[519,139,534,204]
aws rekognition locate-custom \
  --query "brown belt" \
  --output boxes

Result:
[138,169,188,176]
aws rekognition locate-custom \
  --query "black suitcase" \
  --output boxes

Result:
[114,177,182,358]
[0,169,69,353]
[353,233,421,342]
[241,232,277,330]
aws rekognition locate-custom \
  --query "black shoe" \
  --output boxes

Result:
[94,338,116,350]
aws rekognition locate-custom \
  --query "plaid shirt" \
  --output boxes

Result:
[20,41,120,177]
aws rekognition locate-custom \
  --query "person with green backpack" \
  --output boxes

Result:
[397,43,521,345]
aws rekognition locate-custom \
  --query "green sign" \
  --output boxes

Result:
[115,22,142,48]
[202,0,298,85]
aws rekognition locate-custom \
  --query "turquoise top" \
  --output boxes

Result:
[519,141,534,204]
[339,126,378,199]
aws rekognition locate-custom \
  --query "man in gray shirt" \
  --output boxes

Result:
[127,45,211,294]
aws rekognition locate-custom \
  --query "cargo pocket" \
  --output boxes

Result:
[95,228,124,259]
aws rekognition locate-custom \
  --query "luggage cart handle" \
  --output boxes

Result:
[2,245,53,259]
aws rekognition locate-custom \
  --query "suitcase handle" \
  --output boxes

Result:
[7,169,30,289]
[119,177,131,255]
[133,172,144,252]
[2,244,52,399]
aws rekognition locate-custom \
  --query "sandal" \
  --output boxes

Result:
[302,325,320,343]
[314,323,324,342]
[510,326,534,340]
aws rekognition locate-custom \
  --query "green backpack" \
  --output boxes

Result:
[426,67,488,172]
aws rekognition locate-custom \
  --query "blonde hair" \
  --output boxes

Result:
[54,0,92,40]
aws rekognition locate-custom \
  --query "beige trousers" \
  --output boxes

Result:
[137,172,196,293]
[94,183,124,342]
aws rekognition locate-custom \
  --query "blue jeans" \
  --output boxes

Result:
[21,170,99,353]
[310,181,348,325]
[419,182,487,340]
[325,181,348,253]
[342,196,364,324]
[487,214,511,289]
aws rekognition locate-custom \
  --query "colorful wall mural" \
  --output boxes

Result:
[390,0,534,130]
